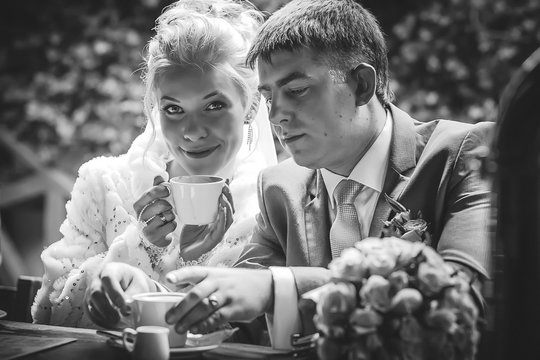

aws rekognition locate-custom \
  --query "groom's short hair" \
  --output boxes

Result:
[247,0,393,105]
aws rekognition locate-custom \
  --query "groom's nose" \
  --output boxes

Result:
[268,96,291,126]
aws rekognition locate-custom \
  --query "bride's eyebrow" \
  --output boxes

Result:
[202,90,221,99]
[160,95,180,102]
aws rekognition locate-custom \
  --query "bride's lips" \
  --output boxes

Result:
[180,144,220,159]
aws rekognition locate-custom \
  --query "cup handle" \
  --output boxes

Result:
[122,328,137,353]
[122,298,137,329]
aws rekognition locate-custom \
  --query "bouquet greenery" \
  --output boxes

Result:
[304,237,480,360]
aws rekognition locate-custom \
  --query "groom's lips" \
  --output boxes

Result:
[282,134,304,144]
[180,145,220,158]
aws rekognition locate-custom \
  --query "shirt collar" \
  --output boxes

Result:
[321,109,393,208]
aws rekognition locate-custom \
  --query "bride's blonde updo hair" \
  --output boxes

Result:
[141,0,264,136]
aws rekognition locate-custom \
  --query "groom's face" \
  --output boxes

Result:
[258,49,375,175]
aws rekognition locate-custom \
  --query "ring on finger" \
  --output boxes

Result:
[137,201,155,223]
[144,215,156,226]
[87,301,98,316]
[158,213,167,223]
[208,294,220,310]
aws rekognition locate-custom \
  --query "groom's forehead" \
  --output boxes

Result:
[257,49,324,86]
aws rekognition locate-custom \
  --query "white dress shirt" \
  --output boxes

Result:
[321,109,392,237]
[268,110,393,350]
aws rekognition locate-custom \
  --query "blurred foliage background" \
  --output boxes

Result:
[1,0,539,180]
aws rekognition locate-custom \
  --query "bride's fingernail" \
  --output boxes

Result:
[166,274,177,283]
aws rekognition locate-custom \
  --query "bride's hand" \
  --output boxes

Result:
[133,176,177,247]
[180,184,234,261]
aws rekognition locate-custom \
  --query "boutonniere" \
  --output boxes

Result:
[382,194,432,245]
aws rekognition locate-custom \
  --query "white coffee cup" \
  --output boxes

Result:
[170,175,225,225]
[123,326,169,360]
[129,292,187,348]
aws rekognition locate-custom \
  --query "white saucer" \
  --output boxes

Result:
[170,344,218,354]
[0,310,7,319]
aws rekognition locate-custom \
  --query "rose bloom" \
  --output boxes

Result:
[315,282,357,338]
[364,251,396,277]
[355,237,386,254]
[421,245,446,268]
[386,237,425,267]
[390,288,423,315]
[388,270,409,292]
[360,275,392,312]
[329,247,367,282]
[349,308,383,335]
[316,282,357,321]
[417,262,453,296]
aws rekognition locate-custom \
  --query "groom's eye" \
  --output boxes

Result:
[289,87,308,96]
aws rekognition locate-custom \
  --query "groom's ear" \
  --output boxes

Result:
[351,63,376,107]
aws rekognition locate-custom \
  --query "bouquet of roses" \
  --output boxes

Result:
[303,236,480,360]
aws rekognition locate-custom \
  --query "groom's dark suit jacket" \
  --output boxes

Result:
[236,104,492,298]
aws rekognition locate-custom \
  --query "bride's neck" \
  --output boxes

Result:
[167,161,188,178]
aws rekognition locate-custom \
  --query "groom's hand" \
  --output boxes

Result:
[164,266,273,334]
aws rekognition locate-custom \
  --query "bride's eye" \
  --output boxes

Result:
[162,104,183,115]
[206,101,226,111]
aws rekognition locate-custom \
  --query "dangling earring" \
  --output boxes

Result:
[247,122,253,151]
[245,92,260,151]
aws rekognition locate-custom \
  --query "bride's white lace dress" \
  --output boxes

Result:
[31,104,277,327]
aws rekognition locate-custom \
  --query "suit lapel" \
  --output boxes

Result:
[369,105,418,236]
[303,170,332,267]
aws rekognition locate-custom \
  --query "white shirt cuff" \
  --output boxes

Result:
[266,266,301,350]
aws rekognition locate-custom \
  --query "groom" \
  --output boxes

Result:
[97,0,492,348]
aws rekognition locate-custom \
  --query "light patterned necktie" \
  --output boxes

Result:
[329,179,364,258]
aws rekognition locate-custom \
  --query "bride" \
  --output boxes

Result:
[32,0,276,328]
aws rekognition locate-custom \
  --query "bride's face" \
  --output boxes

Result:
[157,67,245,175]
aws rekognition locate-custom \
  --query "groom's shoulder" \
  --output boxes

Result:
[417,119,494,152]
[259,157,315,189]
[419,118,493,137]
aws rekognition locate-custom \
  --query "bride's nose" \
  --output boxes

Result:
[182,116,208,142]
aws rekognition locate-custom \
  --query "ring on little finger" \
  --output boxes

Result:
[197,310,223,334]
[158,213,167,223]
[208,310,224,331]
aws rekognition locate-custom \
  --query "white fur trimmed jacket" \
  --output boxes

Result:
[31,117,275,327]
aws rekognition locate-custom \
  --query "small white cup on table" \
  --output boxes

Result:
[122,325,169,360]
[129,292,187,348]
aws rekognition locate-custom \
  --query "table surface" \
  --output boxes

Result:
[0,320,317,360]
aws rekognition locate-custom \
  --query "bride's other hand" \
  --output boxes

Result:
[180,184,234,261]
[84,263,157,329]
[133,176,177,247]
